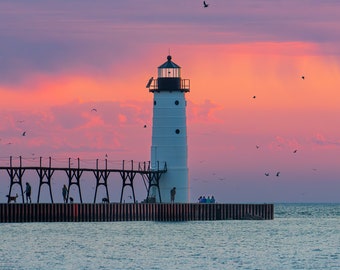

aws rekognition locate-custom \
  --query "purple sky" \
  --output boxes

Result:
[1,1,340,203]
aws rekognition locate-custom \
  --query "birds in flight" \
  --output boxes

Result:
[252,75,305,100]
[251,74,304,178]
[10,108,96,139]
[258,144,299,178]
[201,0,304,180]
[265,172,280,177]
[4,106,148,146]
[4,0,305,178]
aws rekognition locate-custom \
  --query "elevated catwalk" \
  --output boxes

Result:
[0,157,274,222]
[0,156,167,204]
[0,203,274,222]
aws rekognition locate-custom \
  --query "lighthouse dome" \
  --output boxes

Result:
[158,55,181,78]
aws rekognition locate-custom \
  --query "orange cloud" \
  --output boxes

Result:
[188,99,223,124]
[2,41,340,166]
[312,133,340,148]
[0,70,150,111]
[173,42,340,111]
[2,41,339,114]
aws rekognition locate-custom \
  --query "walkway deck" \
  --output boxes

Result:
[0,203,274,222]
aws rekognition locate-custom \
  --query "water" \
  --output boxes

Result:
[0,204,339,269]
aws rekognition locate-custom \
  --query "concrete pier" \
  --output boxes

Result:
[0,203,273,222]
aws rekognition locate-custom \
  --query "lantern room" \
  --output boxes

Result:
[158,55,181,78]
[146,55,190,92]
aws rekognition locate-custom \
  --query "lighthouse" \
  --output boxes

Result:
[146,55,190,203]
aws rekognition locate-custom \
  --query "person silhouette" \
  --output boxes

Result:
[25,182,32,203]
[62,184,68,203]
[170,187,176,203]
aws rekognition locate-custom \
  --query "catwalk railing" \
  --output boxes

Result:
[0,156,167,204]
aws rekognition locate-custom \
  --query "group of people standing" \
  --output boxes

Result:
[170,189,216,204]
[198,195,215,203]
[170,188,216,204]
[13,182,70,203]
[14,183,215,204]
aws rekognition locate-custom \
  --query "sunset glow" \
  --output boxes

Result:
[1,1,340,203]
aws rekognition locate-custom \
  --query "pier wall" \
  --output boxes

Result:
[0,203,273,222]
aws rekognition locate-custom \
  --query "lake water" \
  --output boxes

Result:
[0,203,339,269]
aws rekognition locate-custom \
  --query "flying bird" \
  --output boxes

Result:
[253,95,256,99]
[256,145,260,149]
[22,131,26,136]
[301,76,305,80]
[293,149,298,153]
[144,125,147,128]
[91,108,97,112]
[203,1,209,8]
[265,173,269,176]
[276,172,280,177]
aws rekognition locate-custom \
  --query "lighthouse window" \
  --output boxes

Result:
[175,129,180,134]
[175,100,179,105]
[154,100,157,105]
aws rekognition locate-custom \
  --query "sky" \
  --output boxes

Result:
[1,0,340,203]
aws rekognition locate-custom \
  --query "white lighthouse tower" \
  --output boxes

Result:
[146,55,190,203]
